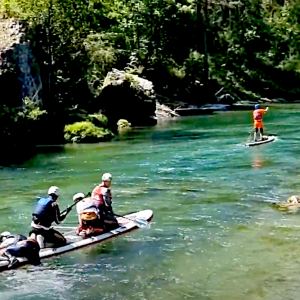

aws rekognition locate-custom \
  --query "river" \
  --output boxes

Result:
[1,104,300,300]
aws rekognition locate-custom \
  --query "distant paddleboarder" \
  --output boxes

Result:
[253,104,269,141]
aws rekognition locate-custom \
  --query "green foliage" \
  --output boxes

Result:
[0,99,47,162]
[2,0,300,124]
[18,97,47,121]
[64,121,114,143]
[84,32,119,94]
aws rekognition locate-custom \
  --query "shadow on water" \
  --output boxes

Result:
[0,145,65,168]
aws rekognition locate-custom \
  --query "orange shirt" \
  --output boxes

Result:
[253,109,267,121]
[253,109,267,128]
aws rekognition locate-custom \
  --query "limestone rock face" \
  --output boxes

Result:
[0,19,42,106]
[99,69,157,127]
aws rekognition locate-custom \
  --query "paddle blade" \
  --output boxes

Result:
[134,218,149,228]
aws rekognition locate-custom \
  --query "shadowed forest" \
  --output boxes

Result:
[1,0,300,162]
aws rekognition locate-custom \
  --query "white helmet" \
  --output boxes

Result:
[48,186,60,197]
[73,193,85,202]
[0,231,11,238]
[102,173,112,182]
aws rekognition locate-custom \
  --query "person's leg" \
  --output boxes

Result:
[46,229,67,246]
[260,127,264,140]
[0,248,9,261]
[4,247,22,268]
[103,215,119,232]
[254,128,258,141]
[30,229,45,249]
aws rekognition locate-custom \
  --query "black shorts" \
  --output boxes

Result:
[30,228,66,246]
[103,217,119,232]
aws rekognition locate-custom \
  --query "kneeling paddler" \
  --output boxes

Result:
[30,186,71,248]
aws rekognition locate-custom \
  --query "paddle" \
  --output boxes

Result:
[56,213,149,231]
[59,190,149,228]
[114,213,149,229]
[246,128,255,143]
[60,192,91,217]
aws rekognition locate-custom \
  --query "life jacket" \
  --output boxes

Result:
[32,196,56,228]
[92,185,112,207]
[92,185,118,231]
[253,109,263,121]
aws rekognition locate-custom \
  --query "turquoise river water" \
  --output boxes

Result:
[1,105,300,300]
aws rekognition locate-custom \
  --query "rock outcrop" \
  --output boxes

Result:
[99,69,157,127]
[0,18,42,106]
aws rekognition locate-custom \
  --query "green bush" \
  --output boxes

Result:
[18,97,47,121]
[64,121,114,143]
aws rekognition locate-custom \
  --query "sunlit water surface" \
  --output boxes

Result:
[1,105,300,300]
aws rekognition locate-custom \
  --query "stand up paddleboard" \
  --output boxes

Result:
[0,210,153,271]
[246,135,276,147]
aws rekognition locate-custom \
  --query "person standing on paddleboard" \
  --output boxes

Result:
[92,173,119,231]
[30,186,71,249]
[253,104,269,141]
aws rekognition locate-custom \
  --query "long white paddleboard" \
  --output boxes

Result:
[0,210,153,271]
[246,136,276,147]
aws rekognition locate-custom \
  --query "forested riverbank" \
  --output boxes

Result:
[1,0,300,163]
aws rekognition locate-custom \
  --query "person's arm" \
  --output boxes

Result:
[52,202,61,224]
[76,225,85,235]
[102,188,112,204]
[53,202,69,224]
[88,227,103,235]
[0,238,17,249]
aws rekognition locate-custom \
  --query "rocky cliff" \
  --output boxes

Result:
[0,18,42,107]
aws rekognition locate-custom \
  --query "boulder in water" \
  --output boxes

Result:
[98,69,156,127]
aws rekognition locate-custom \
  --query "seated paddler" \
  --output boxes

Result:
[73,193,104,237]
[92,173,119,231]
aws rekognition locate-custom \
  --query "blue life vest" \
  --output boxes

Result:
[32,196,55,227]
